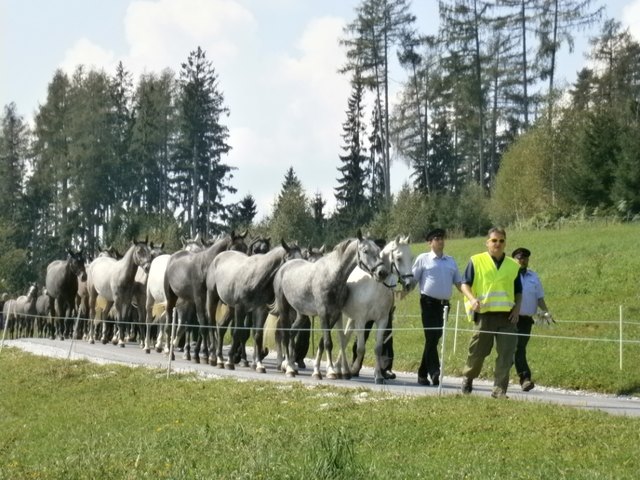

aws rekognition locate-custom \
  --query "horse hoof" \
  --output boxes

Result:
[343,373,352,380]
[375,377,385,385]
[256,366,266,374]
[119,343,125,348]
[192,357,200,364]
[145,349,150,354]
[155,347,162,353]
[241,360,249,368]
[217,362,224,369]
[225,362,235,370]
[285,371,296,378]
[311,373,322,380]
[297,361,306,369]
[208,358,216,367]
[327,373,338,380]
[89,339,95,345]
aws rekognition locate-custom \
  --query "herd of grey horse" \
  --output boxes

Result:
[2,230,417,383]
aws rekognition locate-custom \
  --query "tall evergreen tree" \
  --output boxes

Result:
[536,0,603,119]
[30,70,72,245]
[129,70,177,216]
[341,0,416,202]
[0,103,29,224]
[227,194,257,230]
[174,46,234,236]
[269,167,314,244]
[335,73,371,226]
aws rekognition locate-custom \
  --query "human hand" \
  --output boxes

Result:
[535,311,555,326]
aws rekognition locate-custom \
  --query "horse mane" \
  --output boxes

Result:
[332,238,354,256]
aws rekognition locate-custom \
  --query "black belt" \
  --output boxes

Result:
[421,294,449,305]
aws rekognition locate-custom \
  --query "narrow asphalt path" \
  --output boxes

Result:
[3,337,640,417]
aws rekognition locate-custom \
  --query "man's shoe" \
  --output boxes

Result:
[431,374,440,386]
[521,379,535,392]
[491,389,509,399]
[418,376,430,386]
[461,378,472,394]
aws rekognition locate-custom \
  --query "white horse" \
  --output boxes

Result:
[87,239,152,346]
[338,236,416,383]
[143,236,205,354]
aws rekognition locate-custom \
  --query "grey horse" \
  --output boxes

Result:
[45,250,87,340]
[164,231,248,363]
[273,230,388,379]
[206,239,302,373]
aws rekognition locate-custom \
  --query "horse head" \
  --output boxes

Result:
[281,239,303,261]
[182,233,205,253]
[229,230,249,253]
[248,236,271,255]
[381,235,415,291]
[302,244,325,262]
[26,282,39,300]
[67,248,88,282]
[132,237,153,273]
[149,242,165,260]
[355,229,388,282]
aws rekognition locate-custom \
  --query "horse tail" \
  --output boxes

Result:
[267,300,278,316]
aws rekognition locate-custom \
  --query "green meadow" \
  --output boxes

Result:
[386,222,640,395]
[1,223,639,479]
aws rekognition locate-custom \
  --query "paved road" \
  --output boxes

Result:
[3,337,640,417]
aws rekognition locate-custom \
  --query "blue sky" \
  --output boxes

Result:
[2,0,639,220]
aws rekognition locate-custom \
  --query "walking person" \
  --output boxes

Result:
[512,247,553,392]
[411,228,462,386]
[460,227,522,398]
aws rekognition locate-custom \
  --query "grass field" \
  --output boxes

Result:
[1,348,640,479]
[328,222,640,395]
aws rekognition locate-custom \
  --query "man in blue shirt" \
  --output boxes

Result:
[411,228,462,386]
[512,247,552,392]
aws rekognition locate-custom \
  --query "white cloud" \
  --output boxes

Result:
[622,0,640,40]
[59,38,118,74]
[123,0,256,77]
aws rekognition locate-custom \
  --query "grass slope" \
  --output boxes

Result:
[379,222,640,395]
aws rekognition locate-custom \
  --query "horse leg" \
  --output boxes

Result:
[215,304,232,368]
[324,318,339,380]
[351,322,367,377]
[334,317,352,380]
[373,320,388,384]
[252,307,268,374]
[312,316,331,380]
[225,305,246,370]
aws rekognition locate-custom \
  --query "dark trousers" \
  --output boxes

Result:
[351,315,394,371]
[514,315,534,381]
[418,295,448,379]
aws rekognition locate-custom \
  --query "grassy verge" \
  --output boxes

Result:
[1,349,640,479]
[340,223,640,395]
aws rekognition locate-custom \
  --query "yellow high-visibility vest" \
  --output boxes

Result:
[465,252,519,320]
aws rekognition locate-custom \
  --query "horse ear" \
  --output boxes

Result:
[144,235,149,244]
[160,242,165,250]
[394,234,401,244]
[240,229,248,239]
[356,228,363,240]
[319,245,326,254]
[281,238,289,251]
[150,241,155,249]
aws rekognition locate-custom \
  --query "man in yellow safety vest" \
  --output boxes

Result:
[460,227,522,399]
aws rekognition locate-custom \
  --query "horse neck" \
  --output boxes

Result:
[327,240,359,284]
[118,245,141,280]
[381,245,398,283]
